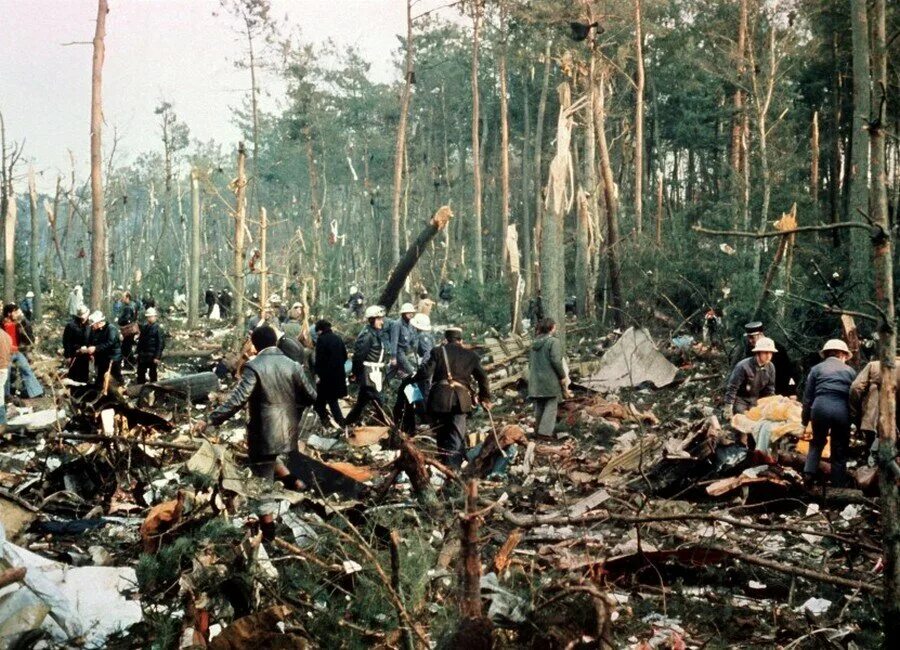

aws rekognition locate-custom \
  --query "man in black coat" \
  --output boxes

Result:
[205,286,217,317]
[63,306,91,383]
[136,308,165,384]
[313,320,348,427]
[415,326,491,468]
[195,326,316,539]
[729,321,798,397]
[344,306,388,425]
[118,292,138,366]
[87,311,123,386]
[218,290,232,320]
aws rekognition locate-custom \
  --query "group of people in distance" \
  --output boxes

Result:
[724,320,892,488]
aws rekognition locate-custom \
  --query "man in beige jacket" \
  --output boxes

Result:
[849,359,900,460]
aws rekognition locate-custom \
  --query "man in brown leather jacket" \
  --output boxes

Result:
[416,326,491,468]
[195,325,317,538]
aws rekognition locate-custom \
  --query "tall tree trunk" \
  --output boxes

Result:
[233,142,247,326]
[188,170,200,329]
[304,126,323,299]
[542,82,573,352]
[89,0,108,311]
[0,109,11,304]
[829,32,843,246]
[811,110,820,208]
[870,0,899,641]
[730,0,748,179]
[849,0,871,282]
[27,167,41,319]
[47,176,66,280]
[633,0,645,235]
[582,61,599,317]
[520,71,532,297]
[390,0,414,266]
[246,21,261,216]
[498,1,510,277]
[470,0,484,284]
[258,206,268,311]
[655,169,664,246]
[593,67,624,329]
[533,38,552,295]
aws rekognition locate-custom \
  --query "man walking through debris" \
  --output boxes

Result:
[528,318,571,437]
[313,319,348,428]
[346,285,365,319]
[218,289,232,320]
[118,291,138,366]
[2,304,44,399]
[66,284,86,318]
[88,311,124,386]
[723,336,777,417]
[205,286,218,317]
[387,302,417,379]
[135,308,165,384]
[194,325,317,540]
[416,326,491,469]
[21,291,35,322]
[344,305,388,425]
[730,321,797,396]
[849,356,900,465]
[63,306,92,383]
[802,339,857,486]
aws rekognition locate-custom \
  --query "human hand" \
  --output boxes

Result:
[193,420,209,435]
[153,358,160,365]
[87,346,96,355]
[390,359,398,367]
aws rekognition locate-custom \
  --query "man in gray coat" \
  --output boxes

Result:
[724,336,777,417]
[195,325,317,539]
[527,318,571,436]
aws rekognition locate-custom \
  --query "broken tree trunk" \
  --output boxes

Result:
[870,0,900,640]
[459,480,485,619]
[188,170,200,329]
[377,206,453,310]
[27,166,41,319]
[89,0,108,311]
[233,142,247,326]
[751,203,796,319]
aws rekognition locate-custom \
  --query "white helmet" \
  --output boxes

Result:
[752,337,777,353]
[410,313,431,331]
[145,307,158,318]
[25,291,34,298]
[399,302,416,315]
[820,339,850,356]
[268,293,282,305]
[88,310,105,326]
[364,305,386,319]
[350,285,359,294]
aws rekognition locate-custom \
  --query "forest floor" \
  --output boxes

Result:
[0,317,887,649]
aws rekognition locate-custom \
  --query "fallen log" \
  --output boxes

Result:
[125,371,220,402]
[377,206,453,310]
[0,567,27,589]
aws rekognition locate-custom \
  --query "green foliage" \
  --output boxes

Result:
[448,280,512,333]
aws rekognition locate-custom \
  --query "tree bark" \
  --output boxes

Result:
[459,480,483,619]
[829,32,843,246]
[470,0,484,284]
[377,206,453,310]
[258,206,268,312]
[542,81,573,351]
[730,0,748,178]
[233,142,247,326]
[811,110,820,208]
[498,1,510,276]
[27,166,41,319]
[633,0,645,235]
[870,0,899,642]
[47,176,66,280]
[89,0,109,311]
[0,110,13,304]
[655,169,664,247]
[593,68,624,329]
[849,0,871,281]
[520,71,532,297]
[188,170,200,329]
[390,0,414,266]
[533,38,552,295]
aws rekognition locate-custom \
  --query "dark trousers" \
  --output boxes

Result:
[344,385,386,425]
[67,356,91,383]
[136,358,158,384]
[314,393,345,426]
[804,400,851,486]
[433,412,468,468]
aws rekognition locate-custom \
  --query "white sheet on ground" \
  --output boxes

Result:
[582,327,678,391]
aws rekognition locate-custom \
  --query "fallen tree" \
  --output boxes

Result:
[377,205,453,310]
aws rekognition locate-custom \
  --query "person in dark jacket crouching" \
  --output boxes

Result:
[136,308,165,384]
[802,339,857,487]
[63,306,92,383]
[415,326,491,469]
[194,325,317,539]
[313,320,348,428]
